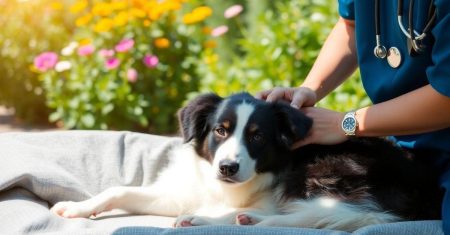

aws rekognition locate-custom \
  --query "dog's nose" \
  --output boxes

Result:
[219,159,239,177]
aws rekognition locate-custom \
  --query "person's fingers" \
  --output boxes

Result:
[290,92,307,109]
[266,87,289,102]
[254,89,273,100]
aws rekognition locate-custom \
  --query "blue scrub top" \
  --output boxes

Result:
[338,0,450,153]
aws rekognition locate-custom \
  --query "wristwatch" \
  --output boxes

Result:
[341,111,358,136]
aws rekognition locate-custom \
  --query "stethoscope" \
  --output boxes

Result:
[373,0,436,68]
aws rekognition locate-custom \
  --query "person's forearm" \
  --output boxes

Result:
[302,17,359,101]
[356,85,450,136]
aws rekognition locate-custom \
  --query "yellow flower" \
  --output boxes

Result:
[129,8,146,18]
[50,2,63,11]
[113,11,129,27]
[70,0,88,14]
[182,6,212,24]
[159,1,182,13]
[92,2,113,17]
[154,38,170,49]
[78,38,92,45]
[203,40,217,49]
[93,18,114,33]
[75,14,92,27]
[111,1,128,11]
[194,6,213,18]
[204,53,218,64]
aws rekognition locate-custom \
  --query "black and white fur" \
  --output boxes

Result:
[51,92,442,231]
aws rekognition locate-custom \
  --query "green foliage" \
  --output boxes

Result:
[0,0,74,123]
[196,0,369,111]
[318,72,371,112]
[197,0,335,93]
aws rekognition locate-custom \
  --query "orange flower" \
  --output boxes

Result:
[154,38,170,49]
[143,20,151,27]
[75,14,92,27]
[202,26,212,35]
[203,40,217,49]
[147,5,163,21]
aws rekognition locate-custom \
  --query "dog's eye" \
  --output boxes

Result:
[250,133,263,142]
[215,127,227,137]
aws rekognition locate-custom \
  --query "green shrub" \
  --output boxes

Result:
[35,0,214,133]
[0,0,74,123]
[195,0,369,111]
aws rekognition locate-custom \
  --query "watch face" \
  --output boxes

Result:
[342,117,356,132]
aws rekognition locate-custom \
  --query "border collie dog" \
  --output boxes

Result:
[51,92,442,231]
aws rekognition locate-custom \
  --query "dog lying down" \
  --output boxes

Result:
[51,92,442,231]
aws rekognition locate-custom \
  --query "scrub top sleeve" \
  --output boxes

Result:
[426,0,450,97]
[338,0,355,20]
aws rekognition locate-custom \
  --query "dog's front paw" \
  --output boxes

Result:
[50,201,96,218]
[173,215,212,227]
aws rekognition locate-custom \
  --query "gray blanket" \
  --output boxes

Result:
[0,131,443,235]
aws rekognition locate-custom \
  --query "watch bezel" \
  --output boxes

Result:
[341,112,357,136]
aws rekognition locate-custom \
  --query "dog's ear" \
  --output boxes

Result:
[178,93,223,143]
[273,102,312,149]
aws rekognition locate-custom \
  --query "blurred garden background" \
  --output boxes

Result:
[0,0,370,134]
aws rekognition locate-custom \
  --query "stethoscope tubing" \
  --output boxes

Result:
[374,0,436,58]
[397,0,436,40]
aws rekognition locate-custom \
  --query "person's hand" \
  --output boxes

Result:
[291,107,348,149]
[255,87,317,108]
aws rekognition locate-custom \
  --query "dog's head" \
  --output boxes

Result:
[178,92,312,185]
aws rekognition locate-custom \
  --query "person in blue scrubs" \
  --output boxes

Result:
[257,0,450,233]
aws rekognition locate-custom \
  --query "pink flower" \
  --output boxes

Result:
[127,68,138,83]
[211,25,229,37]
[224,5,243,19]
[105,57,120,70]
[115,38,135,53]
[143,54,159,68]
[34,52,58,72]
[77,44,95,56]
[99,49,115,58]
